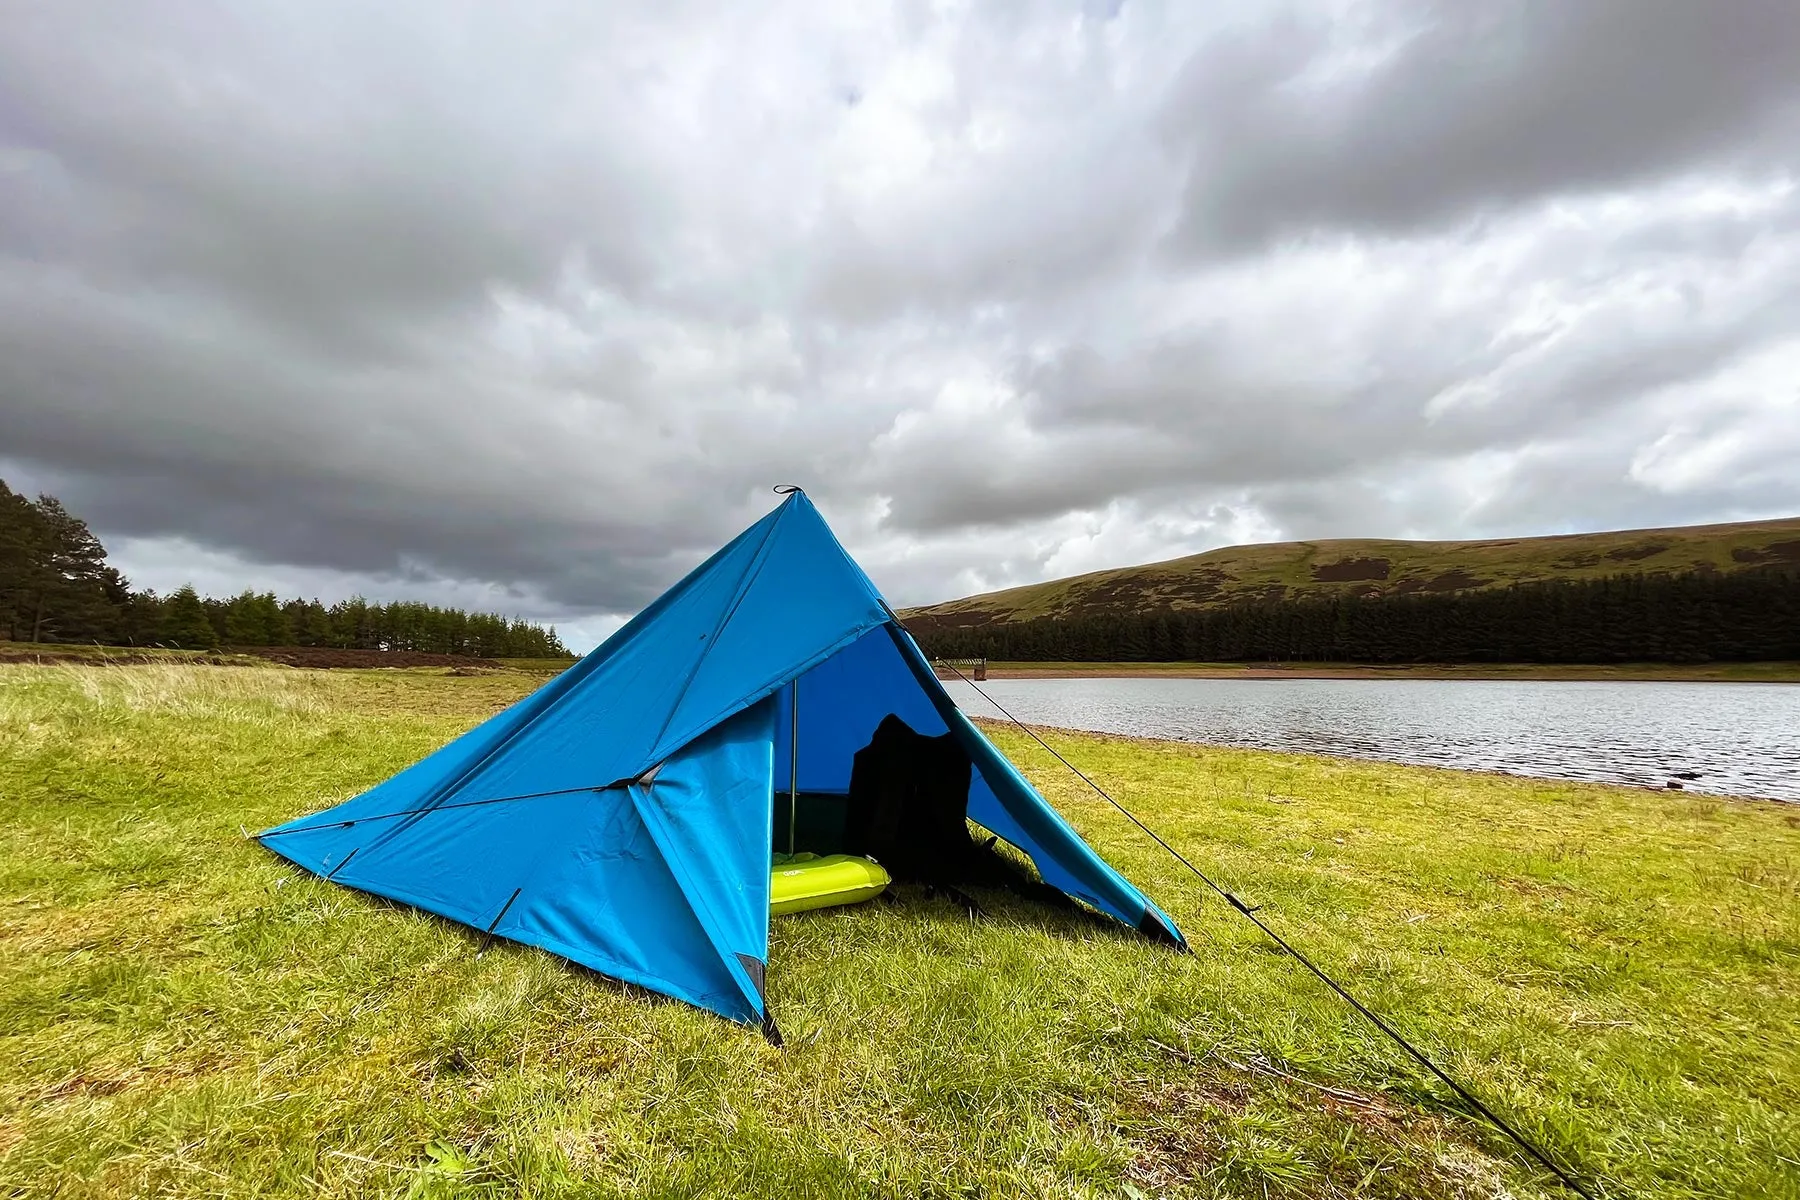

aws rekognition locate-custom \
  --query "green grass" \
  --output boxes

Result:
[2,665,1796,1198]
[902,515,1800,627]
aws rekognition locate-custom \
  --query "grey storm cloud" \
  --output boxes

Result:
[2,0,1798,648]
[1164,1,1800,252]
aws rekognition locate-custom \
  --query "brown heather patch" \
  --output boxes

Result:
[1311,557,1392,583]
[1733,539,1800,564]
[1115,1066,1488,1199]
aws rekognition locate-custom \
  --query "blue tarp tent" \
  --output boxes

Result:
[258,490,1184,1037]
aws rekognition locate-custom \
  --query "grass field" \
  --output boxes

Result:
[901,515,1800,631]
[2,665,1796,1198]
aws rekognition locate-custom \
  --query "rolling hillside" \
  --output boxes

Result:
[901,515,1800,633]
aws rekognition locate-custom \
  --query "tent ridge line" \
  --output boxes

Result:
[287,498,806,895]
[641,495,794,762]
[643,616,891,770]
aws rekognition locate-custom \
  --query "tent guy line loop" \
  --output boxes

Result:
[932,657,1600,1200]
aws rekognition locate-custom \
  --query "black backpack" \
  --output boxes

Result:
[842,714,1074,914]
[844,714,975,882]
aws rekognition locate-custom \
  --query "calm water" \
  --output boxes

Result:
[942,677,1800,802]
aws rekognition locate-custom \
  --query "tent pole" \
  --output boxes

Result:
[788,679,798,857]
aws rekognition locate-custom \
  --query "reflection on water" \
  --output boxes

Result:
[942,677,1800,802]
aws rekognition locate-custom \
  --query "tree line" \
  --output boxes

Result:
[910,567,1800,664]
[1,478,572,657]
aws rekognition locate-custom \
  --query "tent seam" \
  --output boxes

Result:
[643,495,793,757]
[645,616,888,767]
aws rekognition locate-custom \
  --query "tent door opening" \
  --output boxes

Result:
[769,649,1003,891]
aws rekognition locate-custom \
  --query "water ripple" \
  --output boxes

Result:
[944,678,1800,803]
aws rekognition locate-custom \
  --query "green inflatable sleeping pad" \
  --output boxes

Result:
[770,853,891,915]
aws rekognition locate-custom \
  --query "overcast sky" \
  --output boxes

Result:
[4,1,1799,650]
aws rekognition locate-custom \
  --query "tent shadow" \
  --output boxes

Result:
[794,880,1153,948]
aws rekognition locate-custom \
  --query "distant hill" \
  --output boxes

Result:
[901,516,1800,634]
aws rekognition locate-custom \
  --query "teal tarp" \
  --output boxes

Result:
[259,491,1184,1029]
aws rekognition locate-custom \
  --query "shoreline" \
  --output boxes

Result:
[965,715,1797,806]
[953,660,1800,683]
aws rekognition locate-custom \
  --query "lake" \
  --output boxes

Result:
[941,677,1800,802]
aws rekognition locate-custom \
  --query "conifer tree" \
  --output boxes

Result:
[161,585,219,649]
[255,592,292,645]
[115,587,164,646]
[1,492,117,642]
[224,590,266,645]
[0,480,44,641]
